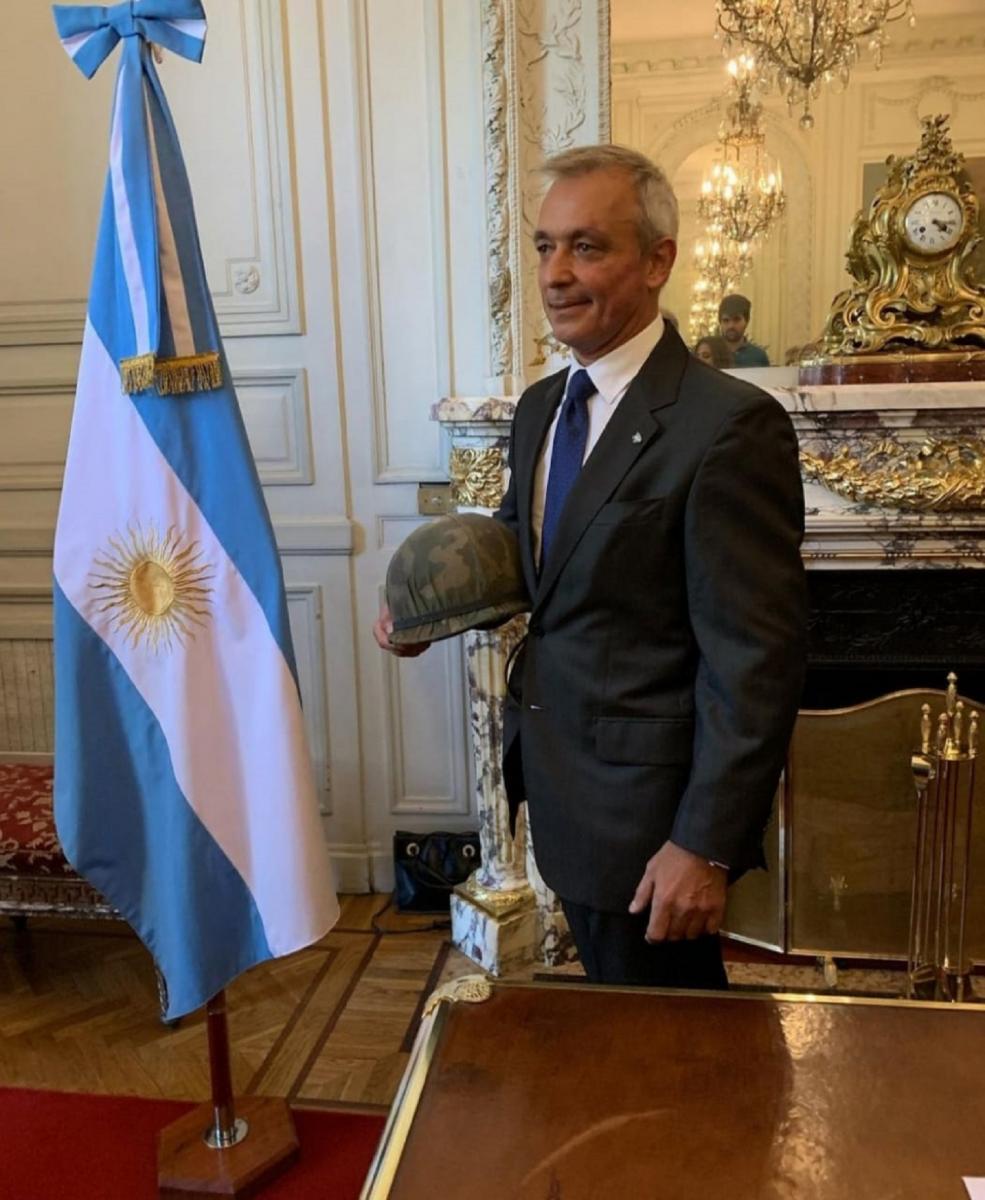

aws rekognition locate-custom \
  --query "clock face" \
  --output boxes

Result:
[903,192,965,254]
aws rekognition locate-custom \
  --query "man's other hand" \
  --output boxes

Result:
[372,605,430,658]
[628,841,727,942]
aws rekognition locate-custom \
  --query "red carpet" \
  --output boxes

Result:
[0,1088,385,1199]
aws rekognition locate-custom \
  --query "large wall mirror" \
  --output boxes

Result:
[610,0,985,373]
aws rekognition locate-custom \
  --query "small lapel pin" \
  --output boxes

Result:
[632,431,643,444]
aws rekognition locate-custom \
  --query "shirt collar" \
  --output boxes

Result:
[568,312,666,406]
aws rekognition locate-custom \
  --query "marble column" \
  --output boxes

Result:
[435,399,577,973]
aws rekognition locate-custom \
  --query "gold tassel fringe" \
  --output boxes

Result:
[119,351,222,396]
[154,352,223,395]
[120,353,156,394]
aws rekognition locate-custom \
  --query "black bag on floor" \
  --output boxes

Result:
[393,830,480,913]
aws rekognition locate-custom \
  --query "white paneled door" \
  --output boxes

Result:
[0,0,490,893]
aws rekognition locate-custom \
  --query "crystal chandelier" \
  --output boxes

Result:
[698,56,786,245]
[716,0,915,129]
[693,234,752,296]
[689,278,722,341]
[688,231,753,340]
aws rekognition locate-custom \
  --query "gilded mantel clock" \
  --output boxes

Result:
[800,115,985,384]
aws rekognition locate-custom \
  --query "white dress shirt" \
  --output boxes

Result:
[532,312,666,565]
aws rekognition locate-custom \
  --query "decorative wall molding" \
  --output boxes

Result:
[286,584,331,816]
[888,17,985,62]
[0,368,314,490]
[517,0,588,378]
[384,637,470,816]
[330,844,372,894]
[271,517,354,556]
[0,525,55,558]
[481,0,519,384]
[0,380,73,491]
[368,845,395,893]
[179,0,302,336]
[611,35,722,77]
[596,0,610,141]
[0,0,300,345]
[236,367,314,486]
[610,17,985,81]
[355,0,450,483]
[0,515,352,560]
[867,73,985,138]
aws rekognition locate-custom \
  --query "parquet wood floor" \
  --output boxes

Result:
[6,898,951,1113]
[0,897,475,1112]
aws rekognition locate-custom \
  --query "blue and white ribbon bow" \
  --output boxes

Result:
[53,2,216,393]
[54,2,207,80]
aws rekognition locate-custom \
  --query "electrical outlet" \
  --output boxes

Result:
[417,483,453,516]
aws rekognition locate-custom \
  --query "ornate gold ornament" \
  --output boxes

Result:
[458,871,535,916]
[449,448,505,509]
[422,974,493,1018]
[716,0,915,130]
[800,434,985,511]
[89,524,213,650]
[804,116,985,377]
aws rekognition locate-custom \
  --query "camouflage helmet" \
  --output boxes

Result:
[386,513,529,645]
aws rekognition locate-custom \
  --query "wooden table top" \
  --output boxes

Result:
[367,982,985,1200]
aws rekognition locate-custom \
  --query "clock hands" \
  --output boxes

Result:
[932,218,954,233]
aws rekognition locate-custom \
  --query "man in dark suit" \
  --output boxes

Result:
[492,145,806,990]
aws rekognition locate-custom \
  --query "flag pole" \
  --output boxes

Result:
[203,990,248,1149]
[157,990,300,1198]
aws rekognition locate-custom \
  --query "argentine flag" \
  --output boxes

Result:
[52,2,339,1020]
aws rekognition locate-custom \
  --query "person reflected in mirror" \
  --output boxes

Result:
[693,334,734,370]
[718,293,770,367]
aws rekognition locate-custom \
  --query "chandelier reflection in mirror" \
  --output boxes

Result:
[689,233,752,340]
[698,55,786,246]
[715,0,915,129]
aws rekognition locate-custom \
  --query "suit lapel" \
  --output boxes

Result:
[516,371,565,597]
[532,326,691,615]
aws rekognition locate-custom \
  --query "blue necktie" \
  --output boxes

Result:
[541,369,595,567]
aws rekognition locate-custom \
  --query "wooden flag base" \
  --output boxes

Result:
[157,1094,299,1199]
[158,991,298,1198]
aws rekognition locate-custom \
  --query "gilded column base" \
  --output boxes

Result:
[450,880,537,978]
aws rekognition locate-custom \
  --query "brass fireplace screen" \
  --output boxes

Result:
[723,688,985,962]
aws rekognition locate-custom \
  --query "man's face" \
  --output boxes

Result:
[534,169,676,363]
[719,313,748,344]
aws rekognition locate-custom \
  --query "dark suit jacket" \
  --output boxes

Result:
[496,324,807,912]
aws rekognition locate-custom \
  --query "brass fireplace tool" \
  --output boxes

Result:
[907,673,978,1002]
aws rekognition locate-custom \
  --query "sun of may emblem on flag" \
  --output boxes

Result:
[89,525,213,651]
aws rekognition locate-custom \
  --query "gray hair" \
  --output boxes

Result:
[539,144,679,247]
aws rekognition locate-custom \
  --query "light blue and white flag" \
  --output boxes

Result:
[52,1,339,1020]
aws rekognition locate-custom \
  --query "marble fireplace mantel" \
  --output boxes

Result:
[435,378,985,570]
[433,377,985,975]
